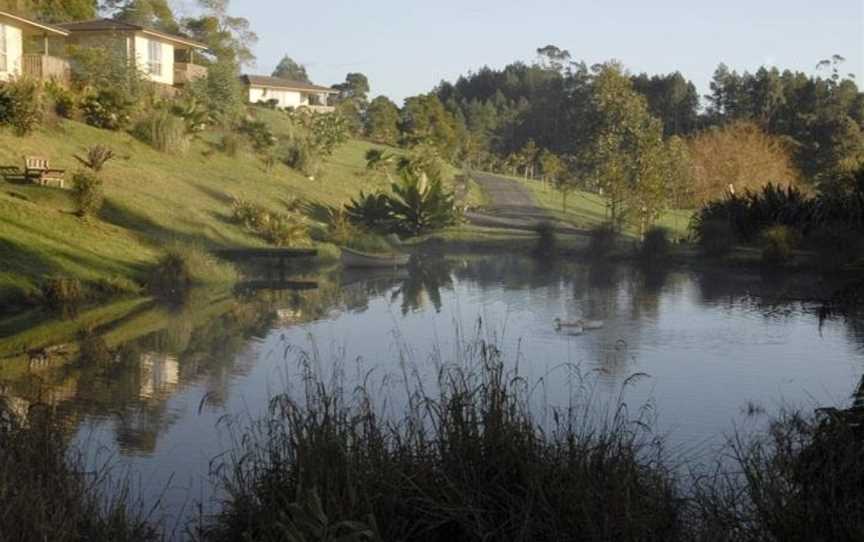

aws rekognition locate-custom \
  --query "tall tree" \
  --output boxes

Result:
[584,62,668,232]
[400,95,460,158]
[104,0,179,33]
[365,96,400,145]
[272,56,310,82]
[0,0,96,21]
[332,72,369,102]
[183,0,257,67]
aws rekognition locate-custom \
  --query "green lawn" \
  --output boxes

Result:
[0,109,422,300]
[516,177,694,239]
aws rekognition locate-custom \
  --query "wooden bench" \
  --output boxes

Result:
[24,156,66,188]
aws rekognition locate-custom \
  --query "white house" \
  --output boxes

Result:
[56,19,208,88]
[242,75,338,113]
[0,10,69,81]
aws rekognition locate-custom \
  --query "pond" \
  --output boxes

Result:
[1,255,863,532]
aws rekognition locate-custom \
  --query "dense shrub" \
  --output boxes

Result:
[133,110,190,153]
[232,198,310,247]
[238,118,277,152]
[345,191,395,231]
[81,89,135,130]
[0,78,44,135]
[345,164,458,237]
[388,169,456,236]
[283,139,323,179]
[71,171,104,217]
[696,218,734,256]
[807,225,863,271]
[640,226,671,264]
[45,81,78,119]
[760,225,797,265]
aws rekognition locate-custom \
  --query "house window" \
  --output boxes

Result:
[0,24,7,72]
[147,40,162,76]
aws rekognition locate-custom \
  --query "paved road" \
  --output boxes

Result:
[467,173,575,232]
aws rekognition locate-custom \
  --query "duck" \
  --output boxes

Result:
[554,318,605,331]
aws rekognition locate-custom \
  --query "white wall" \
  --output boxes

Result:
[133,34,174,86]
[0,21,23,81]
[248,86,309,108]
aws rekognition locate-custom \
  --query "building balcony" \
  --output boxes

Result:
[21,54,70,81]
[174,62,208,86]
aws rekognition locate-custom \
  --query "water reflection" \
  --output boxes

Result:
[0,256,862,493]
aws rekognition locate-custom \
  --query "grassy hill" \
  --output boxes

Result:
[0,107,407,303]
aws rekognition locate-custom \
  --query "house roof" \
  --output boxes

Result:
[56,19,207,49]
[0,10,69,36]
[242,75,338,94]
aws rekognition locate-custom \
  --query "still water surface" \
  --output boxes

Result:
[2,255,863,530]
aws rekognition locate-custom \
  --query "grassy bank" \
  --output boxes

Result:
[516,176,694,239]
[0,109,406,304]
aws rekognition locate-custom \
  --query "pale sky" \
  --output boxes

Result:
[178,0,864,105]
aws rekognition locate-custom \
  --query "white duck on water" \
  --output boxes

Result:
[554,318,605,331]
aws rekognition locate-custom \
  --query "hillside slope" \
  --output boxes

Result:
[0,108,397,301]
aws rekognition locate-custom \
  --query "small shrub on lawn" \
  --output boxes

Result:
[696,219,735,257]
[74,144,115,173]
[71,171,104,217]
[588,223,617,258]
[148,244,236,300]
[81,89,135,130]
[232,198,310,247]
[0,78,44,136]
[133,109,190,153]
[760,224,797,265]
[640,227,671,264]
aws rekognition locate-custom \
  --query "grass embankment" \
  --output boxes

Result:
[517,176,694,239]
[0,108,415,304]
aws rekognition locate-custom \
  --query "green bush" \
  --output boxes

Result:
[696,219,734,256]
[760,225,797,265]
[388,169,456,236]
[232,198,310,247]
[45,81,78,119]
[71,171,104,217]
[587,224,617,258]
[0,78,44,136]
[147,251,192,300]
[283,139,323,179]
[345,191,394,231]
[133,110,190,153]
[81,89,135,130]
[807,225,863,271]
[640,227,671,264]
[238,118,277,152]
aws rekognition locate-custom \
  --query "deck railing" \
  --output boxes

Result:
[21,54,71,82]
[173,62,208,85]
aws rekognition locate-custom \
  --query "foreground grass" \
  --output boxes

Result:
[203,340,681,541]
[516,177,694,239]
[0,404,159,541]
